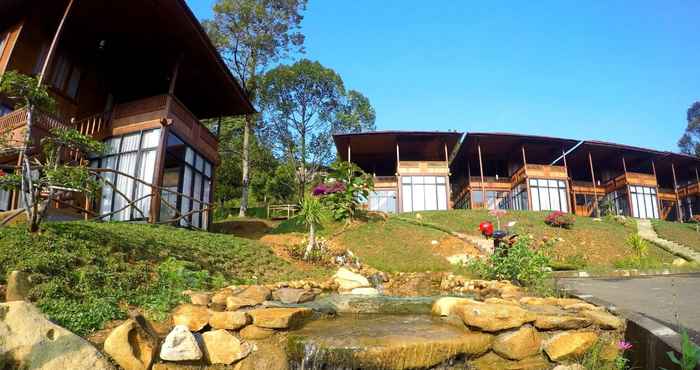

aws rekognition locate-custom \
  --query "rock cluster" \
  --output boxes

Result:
[440,274,524,299]
[431,295,626,368]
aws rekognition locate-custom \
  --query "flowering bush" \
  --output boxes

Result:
[544,211,575,229]
[316,162,373,222]
[312,181,346,196]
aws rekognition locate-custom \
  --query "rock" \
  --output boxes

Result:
[211,288,236,305]
[272,288,317,304]
[239,325,276,340]
[333,268,370,291]
[226,296,259,311]
[673,258,688,267]
[431,297,478,316]
[552,365,585,370]
[232,337,289,370]
[104,319,159,370]
[209,311,249,330]
[484,298,520,306]
[533,315,592,330]
[582,310,624,330]
[159,325,203,361]
[5,271,33,302]
[0,301,115,370]
[172,304,210,332]
[493,325,542,360]
[543,331,598,361]
[347,287,380,296]
[563,302,604,312]
[469,352,551,370]
[249,307,313,329]
[453,302,537,332]
[189,293,211,306]
[201,329,252,364]
[235,286,271,305]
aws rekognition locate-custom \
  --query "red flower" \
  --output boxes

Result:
[0,170,5,177]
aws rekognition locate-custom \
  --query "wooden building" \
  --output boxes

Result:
[0,0,254,229]
[333,131,463,213]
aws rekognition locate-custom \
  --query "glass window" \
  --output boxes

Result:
[0,32,7,59]
[529,178,568,212]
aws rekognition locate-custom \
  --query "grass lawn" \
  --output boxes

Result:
[399,210,675,269]
[0,221,325,335]
[653,220,700,252]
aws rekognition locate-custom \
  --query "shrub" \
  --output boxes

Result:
[317,162,373,222]
[544,211,575,229]
[626,233,648,259]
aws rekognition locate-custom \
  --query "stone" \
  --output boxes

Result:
[493,325,542,360]
[209,311,249,330]
[104,319,159,370]
[239,325,276,340]
[453,302,537,332]
[272,288,317,304]
[552,365,585,370]
[5,270,33,302]
[582,310,624,330]
[211,288,236,305]
[533,315,592,330]
[0,301,115,370]
[226,296,259,311]
[249,307,313,329]
[172,304,210,332]
[159,325,203,361]
[469,352,551,370]
[347,287,380,296]
[431,297,479,316]
[232,338,289,370]
[563,302,604,312]
[484,297,520,306]
[189,293,211,306]
[543,331,599,361]
[235,285,272,305]
[672,258,688,267]
[201,329,252,364]
[333,268,371,291]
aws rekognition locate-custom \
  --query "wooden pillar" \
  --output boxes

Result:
[671,162,682,221]
[444,142,451,209]
[562,149,573,213]
[467,159,472,209]
[395,142,401,212]
[622,157,634,217]
[347,143,351,164]
[477,142,485,209]
[522,145,532,211]
[149,125,170,223]
[588,152,599,217]
[650,161,662,219]
[37,0,75,85]
[695,167,699,184]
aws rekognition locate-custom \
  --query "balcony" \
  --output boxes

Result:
[468,175,512,191]
[397,160,449,175]
[679,181,700,198]
[373,175,398,188]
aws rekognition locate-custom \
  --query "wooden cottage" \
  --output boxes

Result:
[0,0,254,229]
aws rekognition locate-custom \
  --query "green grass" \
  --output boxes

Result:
[653,220,700,252]
[272,211,347,237]
[0,221,322,335]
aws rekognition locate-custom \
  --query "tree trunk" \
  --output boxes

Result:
[299,132,306,201]
[238,114,252,217]
[20,105,39,232]
[303,222,316,260]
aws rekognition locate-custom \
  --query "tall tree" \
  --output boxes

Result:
[679,101,700,157]
[204,0,307,217]
[259,59,375,198]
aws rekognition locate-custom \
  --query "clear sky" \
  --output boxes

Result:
[187,0,699,152]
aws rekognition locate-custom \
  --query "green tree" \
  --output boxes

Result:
[678,101,700,156]
[297,195,323,260]
[204,0,307,217]
[259,59,376,198]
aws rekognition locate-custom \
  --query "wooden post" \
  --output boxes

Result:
[149,125,170,223]
[467,159,472,209]
[622,157,634,217]
[695,167,699,184]
[588,152,599,217]
[562,149,573,213]
[395,142,401,212]
[671,162,682,221]
[444,142,451,209]
[522,145,532,211]
[651,161,662,219]
[477,142,485,209]
[38,0,75,85]
[347,141,351,164]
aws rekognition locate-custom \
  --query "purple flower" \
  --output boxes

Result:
[312,181,346,196]
[617,340,633,351]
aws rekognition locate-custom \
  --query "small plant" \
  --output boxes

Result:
[578,339,631,370]
[625,234,648,260]
[664,328,700,370]
[297,196,324,260]
[316,161,373,222]
[544,211,575,229]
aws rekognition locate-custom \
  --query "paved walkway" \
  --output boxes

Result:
[559,274,700,345]
[637,219,700,263]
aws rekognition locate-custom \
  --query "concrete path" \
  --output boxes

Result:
[637,219,700,263]
[559,274,700,345]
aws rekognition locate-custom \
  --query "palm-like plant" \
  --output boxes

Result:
[626,234,649,260]
[298,196,324,260]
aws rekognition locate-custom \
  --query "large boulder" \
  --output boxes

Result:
[172,304,210,332]
[5,271,33,302]
[582,310,624,330]
[469,352,551,370]
[248,308,312,329]
[543,332,598,362]
[103,319,159,370]
[272,288,317,304]
[211,288,237,306]
[209,311,249,330]
[431,297,479,316]
[492,325,542,360]
[533,315,592,330]
[159,325,202,362]
[201,329,252,365]
[235,286,272,305]
[188,293,211,306]
[453,302,537,332]
[239,325,276,340]
[226,296,259,311]
[0,301,115,370]
[232,338,289,370]
[332,268,370,291]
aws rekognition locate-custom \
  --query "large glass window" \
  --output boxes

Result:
[630,186,659,219]
[602,189,629,216]
[510,184,529,211]
[401,176,448,212]
[90,129,161,221]
[368,190,397,213]
[529,179,568,212]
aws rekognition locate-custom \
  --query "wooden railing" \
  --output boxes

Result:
[0,108,29,132]
[397,161,449,175]
[76,112,109,138]
[267,204,298,220]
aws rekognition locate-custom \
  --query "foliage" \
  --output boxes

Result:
[578,339,631,370]
[544,211,575,229]
[613,255,664,270]
[625,233,649,259]
[316,161,374,222]
[653,220,700,253]
[600,198,617,216]
[468,236,552,290]
[664,328,700,370]
[297,195,324,259]
[678,101,700,156]
[0,70,55,112]
[0,221,317,335]
[259,59,376,197]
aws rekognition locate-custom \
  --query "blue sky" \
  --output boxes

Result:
[188,0,700,152]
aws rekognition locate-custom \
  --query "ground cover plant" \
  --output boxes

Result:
[0,221,323,335]
[653,219,700,253]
